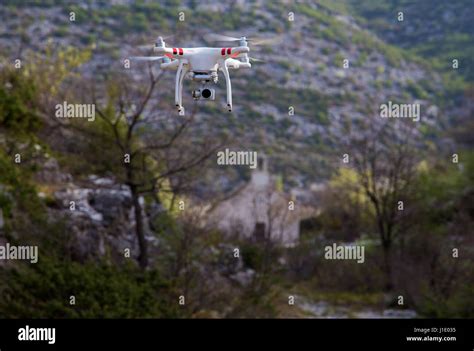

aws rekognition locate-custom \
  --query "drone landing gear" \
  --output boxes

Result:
[220,63,233,113]
[175,61,188,115]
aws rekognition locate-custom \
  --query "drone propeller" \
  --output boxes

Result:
[130,56,164,62]
[204,33,281,46]
[250,37,281,46]
[158,34,175,40]
[235,53,265,63]
[138,44,155,50]
[204,33,241,42]
[248,57,265,63]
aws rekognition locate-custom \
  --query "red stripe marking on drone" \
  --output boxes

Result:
[227,48,231,55]
[179,48,183,55]
[173,48,177,55]
[221,48,226,56]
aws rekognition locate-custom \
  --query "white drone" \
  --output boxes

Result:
[131,33,269,113]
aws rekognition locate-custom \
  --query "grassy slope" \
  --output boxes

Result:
[342,0,474,86]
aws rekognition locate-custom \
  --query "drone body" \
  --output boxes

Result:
[131,35,255,113]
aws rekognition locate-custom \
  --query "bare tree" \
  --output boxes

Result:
[88,64,223,269]
[341,117,420,290]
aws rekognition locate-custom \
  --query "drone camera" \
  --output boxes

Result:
[202,88,213,99]
[192,88,215,100]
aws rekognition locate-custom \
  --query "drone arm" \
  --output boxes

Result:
[220,62,232,111]
[226,58,240,69]
[228,46,249,56]
[154,47,173,55]
[225,58,251,70]
[160,59,180,70]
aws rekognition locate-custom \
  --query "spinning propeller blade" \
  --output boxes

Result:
[130,56,164,61]
[249,57,265,63]
[138,44,155,50]
[205,33,281,46]
[158,34,174,40]
[250,37,281,46]
[204,33,241,42]
[236,53,265,63]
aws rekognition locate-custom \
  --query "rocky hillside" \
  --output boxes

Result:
[343,0,474,83]
[0,0,473,320]
[0,0,447,191]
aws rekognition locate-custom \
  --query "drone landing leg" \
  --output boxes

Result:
[175,61,184,112]
[220,64,232,112]
[178,66,188,111]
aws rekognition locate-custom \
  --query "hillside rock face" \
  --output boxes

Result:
[34,158,73,184]
[52,176,140,261]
